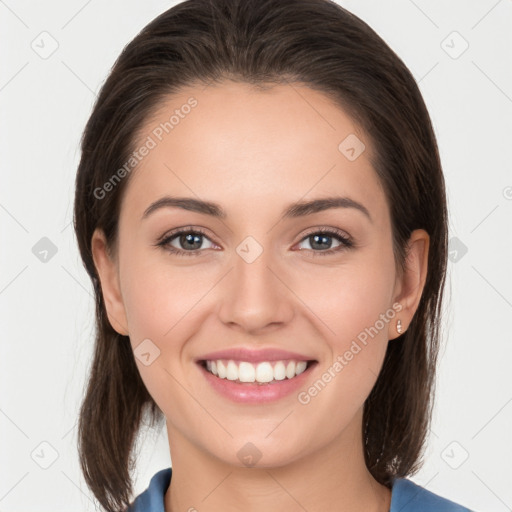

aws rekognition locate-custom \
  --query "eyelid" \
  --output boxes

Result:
[155,225,213,244]
[298,225,352,242]
[294,226,354,256]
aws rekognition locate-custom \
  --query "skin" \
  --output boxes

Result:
[91,80,429,512]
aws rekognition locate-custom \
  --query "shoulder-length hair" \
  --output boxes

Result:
[73,0,448,510]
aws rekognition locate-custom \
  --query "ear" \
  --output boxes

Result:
[90,227,129,336]
[389,229,430,340]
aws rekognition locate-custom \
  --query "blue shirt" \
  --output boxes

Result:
[127,467,474,511]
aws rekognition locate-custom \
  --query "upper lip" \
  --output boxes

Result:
[196,348,316,363]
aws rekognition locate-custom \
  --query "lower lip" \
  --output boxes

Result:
[197,361,317,403]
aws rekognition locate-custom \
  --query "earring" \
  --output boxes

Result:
[396,319,403,334]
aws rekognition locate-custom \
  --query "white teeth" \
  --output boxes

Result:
[238,362,255,382]
[226,360,238,381]
[296,361,307,375]
[273,361,286,381]
[217,360,226,379]
[255,362,274,383]
[203,359,311,383]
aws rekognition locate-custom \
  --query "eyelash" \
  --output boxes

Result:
[155,226,354,257]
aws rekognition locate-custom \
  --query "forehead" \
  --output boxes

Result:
[121,81,387,224]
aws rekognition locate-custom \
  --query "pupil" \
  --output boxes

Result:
[181,233,202,250]
[311,234,331,250]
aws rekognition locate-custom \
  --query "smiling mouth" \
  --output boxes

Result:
[198,359,318,385]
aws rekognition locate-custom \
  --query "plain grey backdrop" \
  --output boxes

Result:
[1,0,511,510]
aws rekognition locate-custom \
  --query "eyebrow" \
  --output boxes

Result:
[141,195,372,222]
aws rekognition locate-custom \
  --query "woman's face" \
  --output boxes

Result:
[92,80,427,469]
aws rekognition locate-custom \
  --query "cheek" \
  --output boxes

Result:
[291,247,396,400]
[295,249,396,345]
[120,248,205,341]
[118,254,203,409]
[118,250,218,395]
[290,259,396,437]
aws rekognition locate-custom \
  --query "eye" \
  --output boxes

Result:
[155,226,354,258]
[155,227,217,257]
[295,228,353,256]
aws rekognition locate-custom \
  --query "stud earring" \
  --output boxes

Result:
[396,319,403,334]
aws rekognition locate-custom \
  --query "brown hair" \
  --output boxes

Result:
[73,0,448,510]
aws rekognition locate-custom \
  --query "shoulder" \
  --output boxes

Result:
[126,467,172,512]
[390,477,474,512]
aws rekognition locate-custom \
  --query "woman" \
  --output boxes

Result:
[73,0,474,510]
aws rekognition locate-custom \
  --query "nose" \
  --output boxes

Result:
[217,245,295,334]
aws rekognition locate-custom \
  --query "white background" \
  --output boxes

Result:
[1,0,511,510]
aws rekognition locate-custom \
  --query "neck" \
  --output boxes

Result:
[164,409,391,512]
